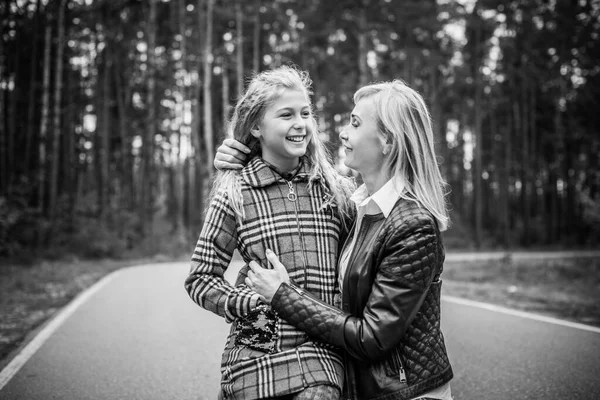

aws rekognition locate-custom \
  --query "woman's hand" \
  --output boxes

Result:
[214,138,251,170]
[246,249,290,303]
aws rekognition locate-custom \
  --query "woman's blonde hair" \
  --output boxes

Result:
[213,65,355,222]
[354,80,450,230]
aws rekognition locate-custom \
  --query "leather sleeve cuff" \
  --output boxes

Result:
[271,282,347,347]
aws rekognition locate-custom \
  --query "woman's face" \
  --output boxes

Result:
[252,89,313,172]
[339,97,386,176]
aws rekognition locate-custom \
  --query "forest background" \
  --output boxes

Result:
[1,0,600,262]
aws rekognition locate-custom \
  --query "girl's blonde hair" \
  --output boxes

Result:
[213,65,355,222]
[354,80,450,230]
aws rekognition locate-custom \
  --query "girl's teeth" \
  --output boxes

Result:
[287,136,304,142]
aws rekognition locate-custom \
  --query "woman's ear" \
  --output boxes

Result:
[382,143,392,156]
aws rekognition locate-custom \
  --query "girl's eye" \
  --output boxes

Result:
[302,111,311,118]
[281,112,292,118]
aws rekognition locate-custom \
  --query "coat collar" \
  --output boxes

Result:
[241,156,313,188]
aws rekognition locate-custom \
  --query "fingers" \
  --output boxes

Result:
[216,144,247,162]
[214,144,247,171]
[223,138,251,154]
[265,249,285,270]
[245,266,258,288]
[248,260,261,273]
[246,261,262,289]
[214,138,249,170]
[257,294,267,303]
[214,160,245,171]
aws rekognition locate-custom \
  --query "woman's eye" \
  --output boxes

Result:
[351,120,359,127]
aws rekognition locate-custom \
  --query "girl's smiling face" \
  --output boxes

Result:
[252,89,313,172]
[339,97,386,176]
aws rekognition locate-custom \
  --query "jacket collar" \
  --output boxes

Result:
[241,156,312,188]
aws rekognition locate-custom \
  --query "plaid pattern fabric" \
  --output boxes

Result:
[186,157,347,400]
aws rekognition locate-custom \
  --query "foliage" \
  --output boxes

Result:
[0,0,598,257]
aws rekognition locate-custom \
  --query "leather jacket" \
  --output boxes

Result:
[270,198,453,400]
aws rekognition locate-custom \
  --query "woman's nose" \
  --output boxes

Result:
[339,127,347,141]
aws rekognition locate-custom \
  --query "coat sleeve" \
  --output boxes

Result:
[185,189,262,323]
[270,212,441,362]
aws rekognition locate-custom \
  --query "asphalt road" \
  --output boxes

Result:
[1,261,599,400]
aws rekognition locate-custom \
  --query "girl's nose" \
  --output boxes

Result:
[293,116,306,130]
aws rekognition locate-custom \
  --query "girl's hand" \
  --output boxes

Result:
[246,249,290,303]
[214,138,251,170]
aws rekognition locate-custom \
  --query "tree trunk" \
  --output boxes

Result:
[114,57,132,210]
[99,45,110,222]
[236,0,244,96]
[472,18,483,248]
[548,96,564,243]
[519,75,530,245]
[456,110,468,220]
[492,107,509,247]
[203,0,215,180]
[174,0,187,233]
[505,108,514,238]
[222,57,230,129]
[564,113,577,243]
[429,67,446,177]
[7,41,18,189]
[0,32,5,194]
[0,1,5,194]
[357,1,369,87]
[25,0,42,180]
[142,0,158,235]
[63,68,76,229]
[38,23,52,216]
[530,84,543,233]
[253,0,261,73]
[188,0,206,229]
[49,0,67,225]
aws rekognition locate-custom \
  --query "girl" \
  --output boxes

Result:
[185,65,355,400]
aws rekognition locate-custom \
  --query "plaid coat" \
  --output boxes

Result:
[185,156,350,399]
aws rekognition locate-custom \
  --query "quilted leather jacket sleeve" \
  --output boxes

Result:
[271,283,348,345]
[270,212,441,362]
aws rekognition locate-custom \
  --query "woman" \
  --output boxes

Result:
[185,66,355,399]
[217,80,454,400]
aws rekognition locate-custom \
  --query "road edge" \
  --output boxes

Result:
[443,295,600,334]
[0,268,124,390]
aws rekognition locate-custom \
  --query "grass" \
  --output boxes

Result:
[442,257,600,327]
[1,254,598,371]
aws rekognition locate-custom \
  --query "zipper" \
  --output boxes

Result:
[287,180,308,287]
[385,347,407,384]
[398,362,407,384]
[289,284,340,313]
[286,181,297,202]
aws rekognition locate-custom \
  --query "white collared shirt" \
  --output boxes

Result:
[338,175,452,400]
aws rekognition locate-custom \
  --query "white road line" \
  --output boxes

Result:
[0,270,122,390]
[443,295,600,334]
